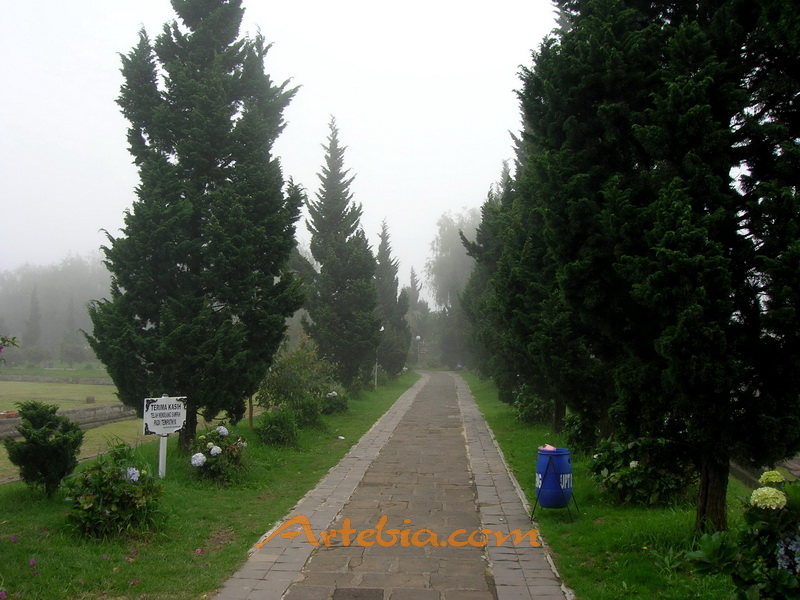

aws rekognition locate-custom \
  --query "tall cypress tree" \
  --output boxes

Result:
[303,119,380,387]
[375,221,411,377]
[511,0,800,530]
[87,0,303,448]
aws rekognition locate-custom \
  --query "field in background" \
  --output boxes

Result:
[0,381,119,412]
[0,377,147,481]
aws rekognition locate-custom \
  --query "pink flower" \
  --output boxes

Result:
[28,559,36,567]
[10,536,17,542]
[195,548,205,554]
[130,579,139,586]
[130,548,138,555]
[102,554,109,560]
[125,556,135,563]
[199,565,205,569]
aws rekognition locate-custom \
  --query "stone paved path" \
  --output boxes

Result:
[212,372,572,600]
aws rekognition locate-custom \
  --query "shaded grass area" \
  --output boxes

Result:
[462,371,745,600]
[0,372,419,600]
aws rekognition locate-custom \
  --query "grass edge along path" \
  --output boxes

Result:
[0,372,419,600]
[461,371,746,600]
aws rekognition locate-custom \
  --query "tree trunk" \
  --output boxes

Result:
[696,453,729,532]
[552,398,566,433]
[178,405,198,454]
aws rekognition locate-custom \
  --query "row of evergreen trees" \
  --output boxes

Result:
[461,0,800,532]
[85,0,411,451]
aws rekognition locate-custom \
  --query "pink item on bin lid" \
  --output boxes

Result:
[540,444,557,451]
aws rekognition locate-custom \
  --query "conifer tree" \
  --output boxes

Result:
[375,222,411,377]
[303,119,380,387]
[508,0,800,530]
[87,0,303,448]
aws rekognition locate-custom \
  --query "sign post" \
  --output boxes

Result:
[143,394,187,479]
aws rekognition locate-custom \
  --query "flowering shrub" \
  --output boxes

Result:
[688,470,800,598]
[189,424,247,484]
[63,441,164,538]
[320,385,349,415]
[590,437,696,504]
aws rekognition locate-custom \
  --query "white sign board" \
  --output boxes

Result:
[143,396,187,436]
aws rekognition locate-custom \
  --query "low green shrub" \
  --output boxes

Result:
[254,407,299,447]
[590,437,696,504]
[257,338,339,408]
[688,470,800,599]
[63,441,164,538]
[513,384,553,425]
[189,424,247,485]
[3,400,84,497]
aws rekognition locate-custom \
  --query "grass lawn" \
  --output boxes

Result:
[0,381,119,412]
[462,371,745,600]
[0,372,419,600]
[0,365,110,380]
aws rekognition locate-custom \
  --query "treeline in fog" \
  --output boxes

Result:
[0,254,110,367]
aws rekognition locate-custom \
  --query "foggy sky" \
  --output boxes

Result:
[0,0,556,292]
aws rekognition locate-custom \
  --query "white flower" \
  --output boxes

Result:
[216,425,229,437]
[126,467,140,482]
[191,453,207,468]
[751,486,787,510]
[210,445,222,456]
[629,461,639,469]
[593,454,599,460]
[207,442,214,449]
[326,391,338,398]
[759,470,785,485]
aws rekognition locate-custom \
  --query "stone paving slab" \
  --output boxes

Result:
[211,372,574,600]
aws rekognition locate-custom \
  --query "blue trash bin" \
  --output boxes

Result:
[536,447,573,509]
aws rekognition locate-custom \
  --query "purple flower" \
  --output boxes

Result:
[10,536,17,542]
[126,467,140,482]
[28,559,36,567]
[216,425,229,437]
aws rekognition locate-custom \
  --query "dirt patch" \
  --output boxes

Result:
[205,526,236,551]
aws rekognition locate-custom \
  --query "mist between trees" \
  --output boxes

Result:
[0,203,482,372]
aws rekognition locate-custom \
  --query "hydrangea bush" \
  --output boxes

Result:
[688,470,800,598]
[63,441,164,538]
[590,437,696,504]
[189,424,247,485]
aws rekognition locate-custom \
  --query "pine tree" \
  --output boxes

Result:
[303,119,380,387]
[87,0,303,449]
